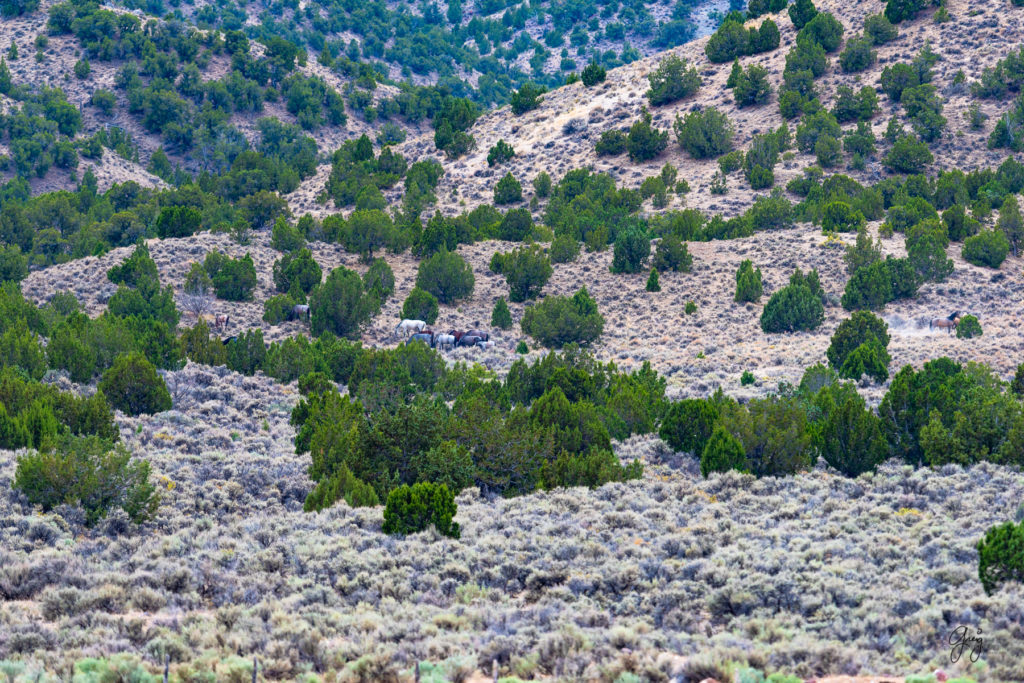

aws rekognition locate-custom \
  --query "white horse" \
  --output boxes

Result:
[476,340,495,350]
[434,333,455,351]
[395,319,426,338]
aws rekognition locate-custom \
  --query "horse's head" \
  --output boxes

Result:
[948,311,960,321]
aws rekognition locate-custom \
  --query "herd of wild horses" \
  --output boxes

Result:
[394,319,495,350]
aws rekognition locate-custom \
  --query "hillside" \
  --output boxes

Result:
[3,0,1024,680]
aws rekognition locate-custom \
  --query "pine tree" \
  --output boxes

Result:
[998,194,1024,257]
[646,267,661,291]
[491,297,513,329]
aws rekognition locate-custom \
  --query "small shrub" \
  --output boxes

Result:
[732,64,772,108]
[270,218,305,252]
[652,235,692,272]
[273,248,322,295]
[98,353,172,416]
[503,245,553,302]
[685,301,697,315]
[510,82,546,115]
[310,266,379,338]
[487,140,515,166]
[382,482,460,539]
[864,13,898,44]
[660,398,720,454]
[494,172,523,204]
[956,314,982,339]
[204,252,258,301]
[645,268,661,292]
[976,520,1024,595]
[516,340,529,354]
[884,136,933,174]
[701,425,749,477]
[491,297,513,329]
[646,55,701,106]
[596,129,628,156]
[627,108,668,162]
[363,258,395,300]
[741,370,755,386]
[827,310,890,371]
[674,108,734,159]
[581,62,606,86]
[549,234,580,263]
[401,287,440,325]
[734,260,763,303]
[610,228,650,274]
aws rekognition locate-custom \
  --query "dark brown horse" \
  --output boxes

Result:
[447,329,466,342]
[465,329,489,341]
[929,311,960,335]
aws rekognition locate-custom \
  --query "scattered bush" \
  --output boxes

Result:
[660,397,720,455]
[581,62,606,87]
[789,0,818,30]
[864,13,898,44]
[363,258,395,301]
[204,252,258,301]
[502,245,553,302]
[487,140,515,167]
[610,228,650,274]
[491,297,513,329]
[627,108,668,162]
[812,380,887,476]
[884,136,933,174]
[645,268,660,292]
[510,82,546,115]
[701,425,749,477]
[652,235,692,272]
[310,266,379,338]
[549,234,580,264]
[732,64,773,108]
[494,172,523,204]
[273,248,322,295]
[646,55,701,106]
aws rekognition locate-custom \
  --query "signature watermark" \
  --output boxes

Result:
[948,625,984,663]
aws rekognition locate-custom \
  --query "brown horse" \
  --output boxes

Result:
[929,311,960,335]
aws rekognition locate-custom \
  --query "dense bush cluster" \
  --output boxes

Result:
[705,13,781,63]
[294,344,649,511]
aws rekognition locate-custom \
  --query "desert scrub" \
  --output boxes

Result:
[521,288,604,348]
